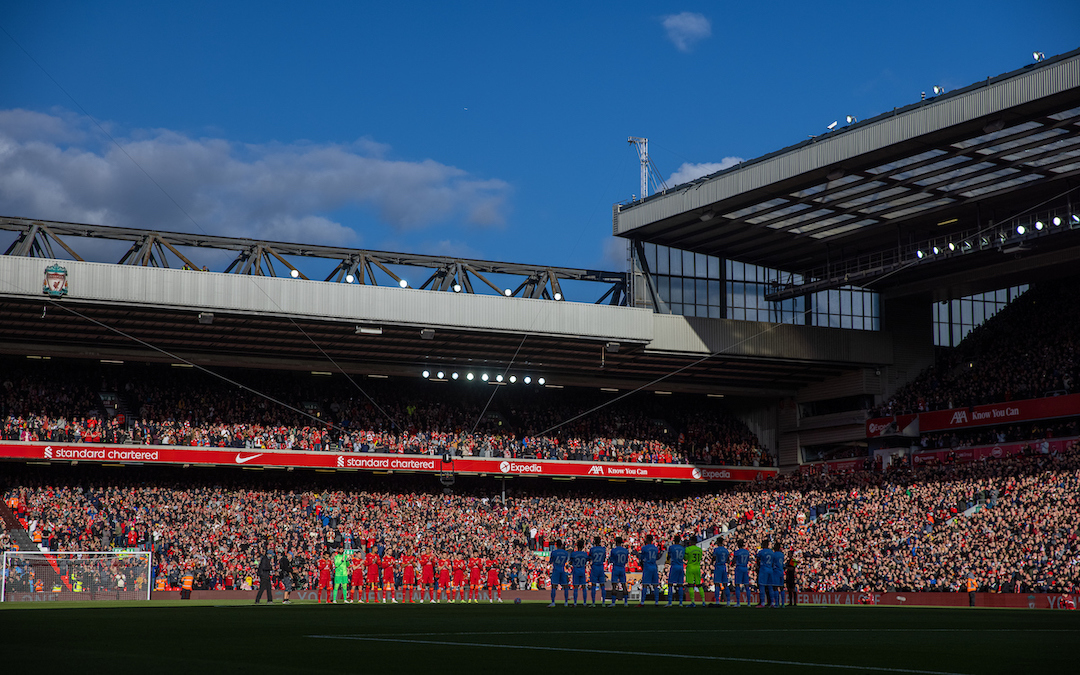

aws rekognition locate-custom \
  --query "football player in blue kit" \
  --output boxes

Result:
[637,534,661,606]
[756,538,772,608]
[588,536,607,607]
[548,540,570,607]
[732,539,751,606]
[771,542,785,608]
[711,539,730,607]
[665,537,686,607]
[569,539,589,606]
[608,536,629,607]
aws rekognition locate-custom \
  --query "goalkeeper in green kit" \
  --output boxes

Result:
[333,547,350,604]
[684,536,705,607]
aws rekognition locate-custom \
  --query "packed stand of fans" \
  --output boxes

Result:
[875,276,1079,416]
[0,359,772,467]
[4,438,1078,595]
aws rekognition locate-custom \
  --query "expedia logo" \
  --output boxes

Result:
[868,422,890,434]
[44,446,53,459]
[701,469,732,479]
[501,462,542,474]
[337,456,345,467]
[587,465,604,475]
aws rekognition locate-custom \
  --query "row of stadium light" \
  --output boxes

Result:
[914,213,1079,260]
[421,370,545,385]
[287,270,563,300]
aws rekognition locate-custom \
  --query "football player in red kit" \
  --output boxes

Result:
[485,556,502,602]
[316,551,333,603]
[451,554,466,602]
[401,550,417,603]
[437,555,452,603]
[381,552,396,603]
[420,550,435,603]
[467,552,483,603]
[364,549,381,603]
[349,551,365,603]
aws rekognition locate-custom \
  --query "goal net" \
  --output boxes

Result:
[1,550,152,603]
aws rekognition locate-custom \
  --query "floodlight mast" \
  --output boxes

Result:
[628,136,650,199]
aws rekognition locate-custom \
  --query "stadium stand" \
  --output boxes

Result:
[0,358,771,467]
[873,276,1079,416]
[4,438,1078,595]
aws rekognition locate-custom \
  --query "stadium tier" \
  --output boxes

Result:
[3,441,1078,600]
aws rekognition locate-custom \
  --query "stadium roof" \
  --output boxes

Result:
[614,48,1080,299]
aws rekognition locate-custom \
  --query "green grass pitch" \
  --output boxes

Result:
[2,600,1076,673]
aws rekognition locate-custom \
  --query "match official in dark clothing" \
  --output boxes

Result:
[279,551,294,604]
[255,550,274,604]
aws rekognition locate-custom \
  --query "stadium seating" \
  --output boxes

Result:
[4,439,1077,595]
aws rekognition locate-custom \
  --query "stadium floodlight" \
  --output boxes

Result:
[1052,217,1061,226]
[453,283,462,292]
[979,237,989,247]
[947,242,956,252]
[509,375,516,383]
[1016,225,1026,235]
[436,371,444,379]
[451,372,459,380]
[290,268,299,278]
[496,374,504,382]
[399,279,409,288]
[481,373,489,382]
[826,121,838,130]
[932,85,945,95]
[1033,51,1045,62]
[538,377,546,385]
[1035,221,1044,231]
[503,289,512,297]
[845,115,857,124]
[523,376,532,384]
[345,274,354,283]
[963,240,973,250]
[1073,214,1080,225]
[466,373,474,381]
[553,292,562,301]
[916,250,925,259]
[998,232,1008,243]
[932,246,940,255]
[422,370,430,379]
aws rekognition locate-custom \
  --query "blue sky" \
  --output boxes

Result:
[1,1,1077,276]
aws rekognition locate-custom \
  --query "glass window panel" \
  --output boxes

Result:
[656,276,670,303]
[683,250,695,276]
[708,305,721,319]
[708,280,721,306]
[841,314,852,329]
[695,253,707,278]
[697,279,708,306]
[841,291,852,315]
[996,289,1007,302]
[684,278,696,305]
[708,256,720,279]
[972,302,984,324]
[731,308,745,321]
[952,324,963,346]
[960,301,972,324]
[657,249,669,275]
[670,279,683,303]
[670,251,682,276]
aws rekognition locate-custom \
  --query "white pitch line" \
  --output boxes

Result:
[305,634,970,675]
[330,628,1077,637]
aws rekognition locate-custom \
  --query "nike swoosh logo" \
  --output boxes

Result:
[235,453,264,464]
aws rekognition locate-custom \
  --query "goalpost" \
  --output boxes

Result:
[1,550,152,603]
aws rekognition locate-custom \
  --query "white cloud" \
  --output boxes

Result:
[0,109,511,247]
[662,12,712,52]
[668,158,744,185]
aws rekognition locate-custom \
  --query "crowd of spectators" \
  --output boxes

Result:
[4,438,1077,596]
[874,277,1079,416]
[0,359,772,468]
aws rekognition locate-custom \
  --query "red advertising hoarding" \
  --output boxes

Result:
[867,394,1080,437]
[911,437,1075,466]
[0,442,775,483]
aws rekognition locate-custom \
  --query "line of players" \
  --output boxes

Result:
[547,535,793,608]
[315,548,505,604]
